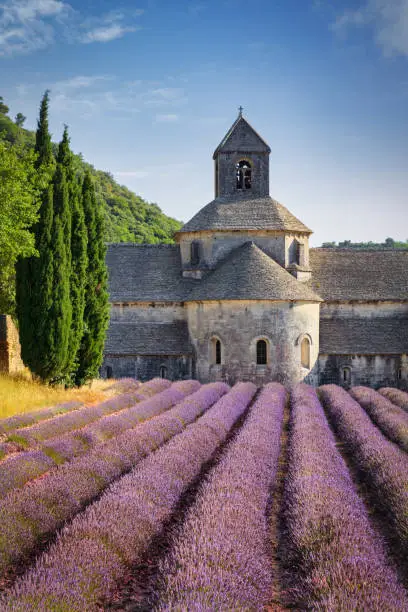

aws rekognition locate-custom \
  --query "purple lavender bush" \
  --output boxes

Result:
[284,384,407,610]
[1,383,253,610]
[350,386,408,452]
[319,384,408,584]
[0,401,83,435]
[0,382,228,582]
[379,387,408,412]
[42,380,200,462]
[5,378,170,448]
[156,383,286,611]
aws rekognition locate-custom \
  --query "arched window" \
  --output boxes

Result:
[106,365,113,379]
[398,368,402,381]
[159,365,168,379]
[191,241,200,266]
[211,337,222,365]
[301,337,310,369]
[256,340,268,365]
[236,160,252,190]
[342,367,351,385]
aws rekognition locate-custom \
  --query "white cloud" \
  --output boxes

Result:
[80,23,138,44]
[332,0,408,57]
[53,75,113,90]
[0,0,71,55]
[155,113,179,122]
[0,1,143,56]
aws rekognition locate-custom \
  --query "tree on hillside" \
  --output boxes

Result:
[0,97,9,115]
[57,126,88,383]
[15,113,26,127]
[0,140,39,313]
[75,171,109,386]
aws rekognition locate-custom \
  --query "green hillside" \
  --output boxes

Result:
[0,107,182,245]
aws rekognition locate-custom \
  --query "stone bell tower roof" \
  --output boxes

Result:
[213,110,271,159]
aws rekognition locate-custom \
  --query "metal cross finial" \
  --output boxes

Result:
[238,105,243,117]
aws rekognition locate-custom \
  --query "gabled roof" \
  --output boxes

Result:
[213,114,271,159]
[105,321,192,355]
[106,244,193,302]
[320,317,408,354]
[186,242,322,302]
[308,249,408,301]
[178,196,312,234]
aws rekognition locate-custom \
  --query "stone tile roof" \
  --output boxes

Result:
[186,242,322,302]
[309,249,408,301]
[105,321,192,355]
[213,115,271,158]
[320,317,408,354]
[178,196,311,233]
[106,244,193,303]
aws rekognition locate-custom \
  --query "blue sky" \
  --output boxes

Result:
[1,0,407,246]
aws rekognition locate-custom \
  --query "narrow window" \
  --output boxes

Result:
[256,340,267,365]
[106,365,113,379]
[211,337,222,365]
[215,339,221,365]
[159,365,167,379]
[398,368,402,380]
[342,367,351,384]
[301,337,310,369]
[236,160,252,190]
[191,241,200,266]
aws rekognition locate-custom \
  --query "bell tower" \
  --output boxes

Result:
[213,108,271,200]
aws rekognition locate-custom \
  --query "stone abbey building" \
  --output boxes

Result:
[103,112,408,388]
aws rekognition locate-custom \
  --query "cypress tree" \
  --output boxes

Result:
[57,127,87,382]
[16,91,56,378]
[75,171,109,386]
[46,158,72,381]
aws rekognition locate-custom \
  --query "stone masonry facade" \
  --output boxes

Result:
[102,112,408,389]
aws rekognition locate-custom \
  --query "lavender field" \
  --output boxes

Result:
[0,379,407,610]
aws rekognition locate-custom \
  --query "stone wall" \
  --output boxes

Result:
[0,315,24,374]
[179,230,309,272]
[318,354,406,389]
[186,299,320,386]
[101,354,193,382]
[215,152,269,199]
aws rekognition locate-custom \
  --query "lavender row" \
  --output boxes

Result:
[156,383,286,611]
[2,382,255,611]
[0,400,83,436]
[379,387,408,412]
[0,380,199,499]
[105,378,141,393]
[41,379,199,463]
[5,378,170,449]
[0,382,228,582]
[283,384,407,610]
[350,386,408,453]
[319,385,408,583]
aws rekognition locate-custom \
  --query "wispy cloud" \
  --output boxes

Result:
[0,0,72,55]
[0,1,143,56]
[80,23,139,44]
[331,0,408,57]
[155,113,179,122]
[79,8,143,44]
[143,87,187,107]
[115,162,193,181]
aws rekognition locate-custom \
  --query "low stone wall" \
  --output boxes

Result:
[0,315,24,374]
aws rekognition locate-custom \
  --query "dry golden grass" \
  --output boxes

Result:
[0,373,118,419]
